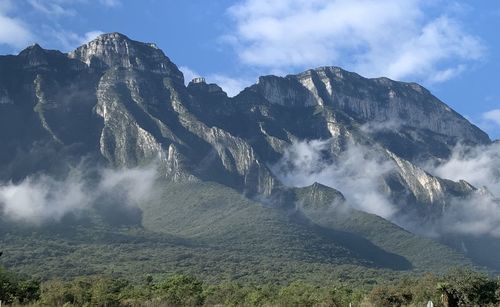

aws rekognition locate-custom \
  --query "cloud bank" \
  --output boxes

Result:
[226,0,484,82]
[429,142,500,197]
[274,139,500,238]
[0,166,157,225]
[426,143,500,237]
[272,139,397,219]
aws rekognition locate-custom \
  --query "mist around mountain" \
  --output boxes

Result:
[1,33,500,283]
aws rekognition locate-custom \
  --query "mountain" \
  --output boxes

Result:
[0,33,497,281]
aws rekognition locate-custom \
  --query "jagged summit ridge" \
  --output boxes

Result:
[2,32,500,272]
[68,32,184,83]
[246,65,490,146]
[12,32,492,148]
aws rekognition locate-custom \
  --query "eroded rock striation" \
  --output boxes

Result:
[0,32,492,221]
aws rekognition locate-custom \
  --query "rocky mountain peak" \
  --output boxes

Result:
[246,75,317,107]
[68,32,184,83]
[18,44,53,67]
[247,65,489,145]
[187,77,227,97]
[17,43,79,70]
[19,43,44,55]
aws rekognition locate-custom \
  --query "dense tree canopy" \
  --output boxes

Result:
[0,266,498,306]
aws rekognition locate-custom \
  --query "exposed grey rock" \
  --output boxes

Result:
[69,32,184,83]
[0,32,494,242]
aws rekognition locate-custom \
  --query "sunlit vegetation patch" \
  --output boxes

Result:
[1,267,499,306]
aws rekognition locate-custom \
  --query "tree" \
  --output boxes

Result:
[437,269,499,306]
[0,266,40,304]
[154,274,204,306]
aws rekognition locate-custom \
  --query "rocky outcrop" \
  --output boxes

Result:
[246,67,490,162]
[0,32,492,221]
[69,32,184,83]
[294,182,346,210]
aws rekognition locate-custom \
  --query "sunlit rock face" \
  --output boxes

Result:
[0,32,493,215]
[68,33,184,82]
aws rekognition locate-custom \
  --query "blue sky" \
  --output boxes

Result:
[0,0,499,139]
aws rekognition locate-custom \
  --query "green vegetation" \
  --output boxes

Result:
[0,267,39,305]
[0,181,477,285]
[1,266,499,306]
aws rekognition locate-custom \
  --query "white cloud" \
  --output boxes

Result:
[226,0,484,82]
[272,139,397,219]
[179,66,201,84]
[274,139,500,238]
[0,172,87,224]
[428,142,500,197]
[483,109,500,126]
[43,27,103,51]
[28,0,76,17]
[28,0,120,13]
[0,0,114,51]
[0,1,34,48]
[441,192,500,237]
[424,142,500,237]
[99,0,121,7]
[0,166,157,225]
[209,74,253,97]
[180,66,253,97]
[79,30,104,44]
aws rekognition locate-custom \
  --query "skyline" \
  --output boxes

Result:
[0,0,499,138]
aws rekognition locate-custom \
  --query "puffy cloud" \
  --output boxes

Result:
[0,172,87,224]
[272,139,397,219]
[225,0,484,82]
[423,142,500,237]
[428,142,500,198]
[0,166,157,225]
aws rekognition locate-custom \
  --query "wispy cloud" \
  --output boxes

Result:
[275,139,500,238]
[0,0,116,52]
[472,108,500,139]
[99,0,121,7]
[179,66,201,84]
[483,109,500,126]
[0,0,34,48]
[225,0,484,83]
[209,74,253,97]
[45,28,104,50]
[28,0,76,17]
[272,139,397,219]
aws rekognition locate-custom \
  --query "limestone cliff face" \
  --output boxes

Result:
[0,32,492,216]
[247,67,489,163]
[68,33,184,83]
[258,67,489,145]
[69,33,278,195]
